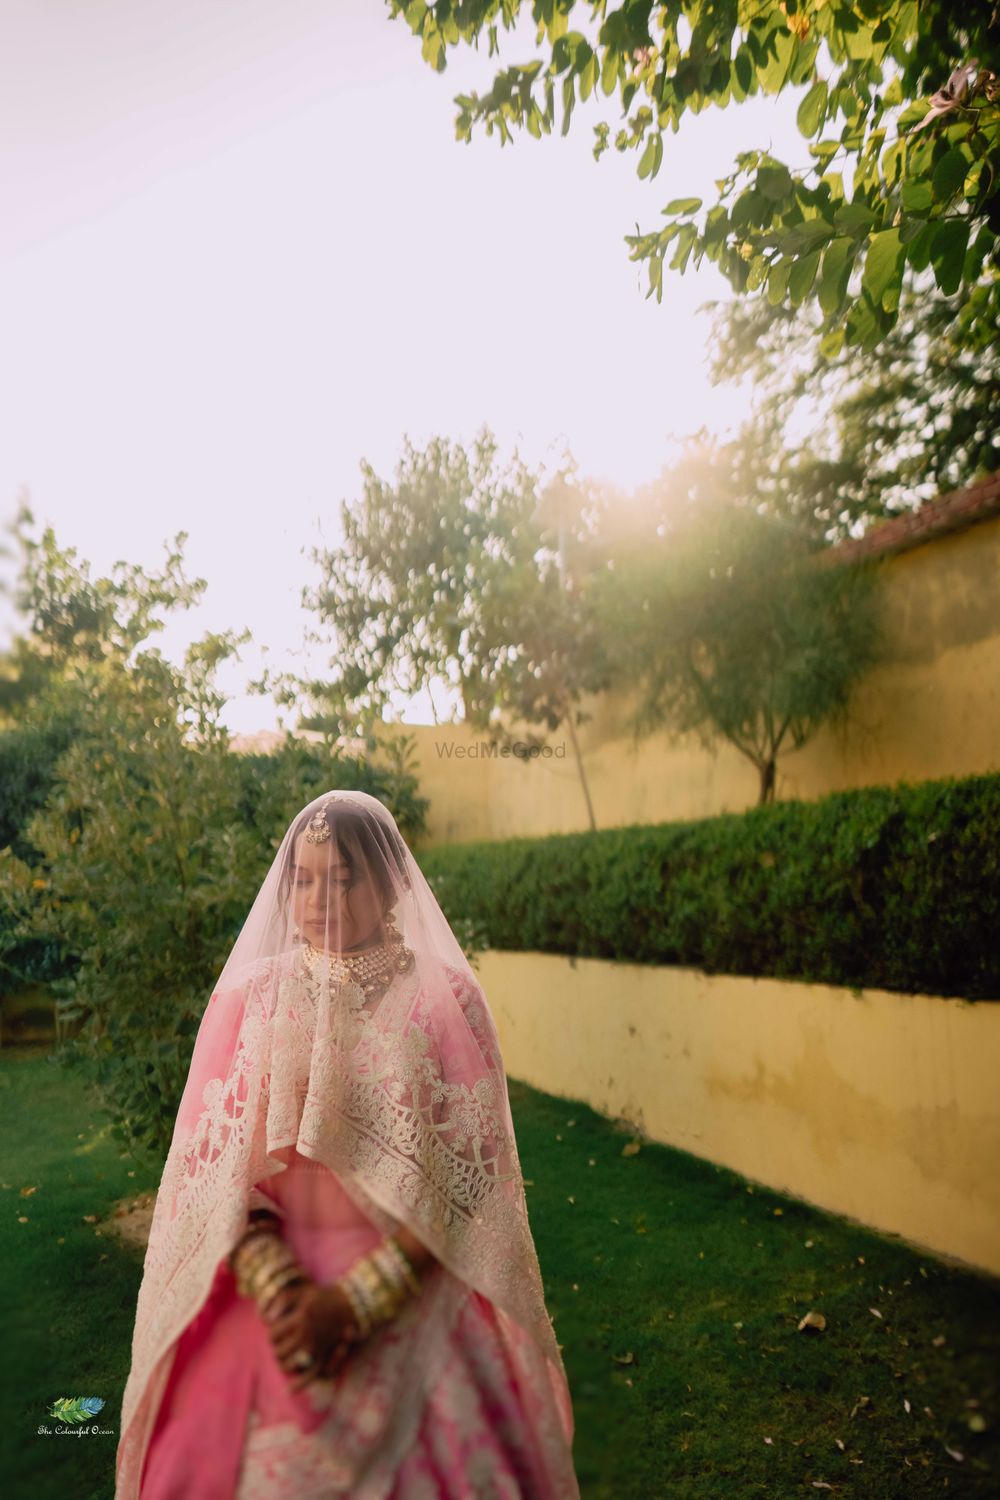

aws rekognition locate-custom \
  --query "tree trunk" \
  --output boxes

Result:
[758,757,776,805]
[565,707,597,832]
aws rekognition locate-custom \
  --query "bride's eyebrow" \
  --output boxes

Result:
[291,861,352,876]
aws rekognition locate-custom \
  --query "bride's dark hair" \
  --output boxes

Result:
[277,798,411,918]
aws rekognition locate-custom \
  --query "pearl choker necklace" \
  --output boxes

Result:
[300,933,414,999]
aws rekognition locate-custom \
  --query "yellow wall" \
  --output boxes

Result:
[389,512,1000,847]
[478,949,1000,1277]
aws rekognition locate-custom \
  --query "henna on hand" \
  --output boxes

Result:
[264,1280,365,1391]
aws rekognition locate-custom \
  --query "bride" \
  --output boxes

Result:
[115,788,579,1498]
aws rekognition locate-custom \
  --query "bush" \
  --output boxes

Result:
[417,771,1000,1001]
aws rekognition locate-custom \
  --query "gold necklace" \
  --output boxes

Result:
[300,933,414,1001]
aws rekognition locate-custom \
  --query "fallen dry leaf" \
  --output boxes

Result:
[17,1215,28,1223]
[850,1395,871,1419]
[82,1214,98,1223]
[621,1141,641,1157]
[798,1310,827,1333]
[19,1186,38,1197]
[611,1351,635,1365]
[869,1307,883,1319]
[944,1445,964,1463]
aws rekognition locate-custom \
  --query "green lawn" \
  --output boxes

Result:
[2,1045,997,1497]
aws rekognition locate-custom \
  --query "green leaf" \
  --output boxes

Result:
[766,259,791,305]
[663,197,703,215]
[834,202,879,234]
[638,133,663,181]
[561,74,576,136]
[818,237,855,316]
[797,80,828,138]
[861,228,904,306]
[930,219,971,296]
[758,164,794,201]
[788,248,821,304]
[965,224,997,282]
[932,147,971,203]
[669,222,698,272]
[904,220,936,271]
[964,162,988,201]
[846,293,884,352]
[746,253,768,291]
[819,324,845,359]
[600,46,618,98]
[759,27,796,92]
[901,180,933,213]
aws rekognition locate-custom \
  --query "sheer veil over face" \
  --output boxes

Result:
[115,789,578,1499]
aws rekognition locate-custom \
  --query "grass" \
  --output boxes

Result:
[0,1044,157,1500]
[1,1045,997,1498]
[509,1079,1000,1498]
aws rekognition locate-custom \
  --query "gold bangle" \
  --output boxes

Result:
[348,1256,393,1327]
[257,1267,308,1316]
[369,1244,411,1308]
[337,1274,372,1338]
[237,1241,300,1298]
[245,1251,300,1300]
[353,1254,407,1326]
[230,1224,281,1273]
[378,1238,422,1298]
[233,1229,286,1275]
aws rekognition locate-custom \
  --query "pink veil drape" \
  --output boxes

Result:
[115,789,577,1498]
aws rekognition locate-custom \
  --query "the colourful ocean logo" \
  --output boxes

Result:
[46,1396,106,1425]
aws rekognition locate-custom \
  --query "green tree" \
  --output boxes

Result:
[706,271,1000,537]
[389,1,999,354]
[271,427,611,827]
[592,445,885,803]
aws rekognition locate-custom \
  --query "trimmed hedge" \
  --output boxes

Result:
[417,771,1000,1001]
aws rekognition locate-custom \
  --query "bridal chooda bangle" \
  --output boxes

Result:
[335,1234,423,1339]
[231,1222,309,1315]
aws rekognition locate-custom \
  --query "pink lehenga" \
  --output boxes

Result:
[115,790,579,1499]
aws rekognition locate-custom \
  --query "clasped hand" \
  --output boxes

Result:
[263,1277,364,1391]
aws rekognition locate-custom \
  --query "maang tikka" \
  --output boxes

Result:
[305,799,337,844]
